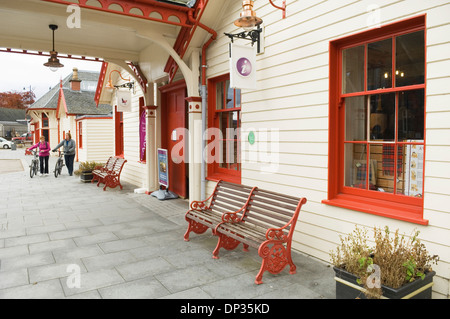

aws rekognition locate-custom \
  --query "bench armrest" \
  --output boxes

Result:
[221,206,246,223]
[265,227,289,241]
[189,180,224,210]
[190,191,215,210]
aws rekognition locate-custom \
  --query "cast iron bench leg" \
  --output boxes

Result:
[212,232,244,259]
[184,219,209,242]
[256,241,293,285]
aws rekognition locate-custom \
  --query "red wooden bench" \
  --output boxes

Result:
[184,180,256,241]
[92,156,127,191]
[212,188,307,285]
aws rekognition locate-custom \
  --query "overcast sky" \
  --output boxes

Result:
[0,51,102,100]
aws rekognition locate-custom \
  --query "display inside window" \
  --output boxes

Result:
[342,30,425,198]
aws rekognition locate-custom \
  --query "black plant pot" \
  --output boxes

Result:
[80,170,93,183]
[333,266,435,299]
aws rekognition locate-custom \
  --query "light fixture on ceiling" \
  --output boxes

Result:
[43,24,64,72]
[106,70,135,91]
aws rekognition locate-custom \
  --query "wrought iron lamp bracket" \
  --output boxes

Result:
[114,82,135,90]
[224,26,262,54]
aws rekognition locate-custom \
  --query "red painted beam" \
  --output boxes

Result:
[40,0,194,27]
[0,48,103,62]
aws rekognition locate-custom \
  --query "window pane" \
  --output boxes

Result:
[235,89,241,108]
[398,89,424,141]
[397,143,424,197]
[344,143,368,189]
[219,111,240,169]
[345,96,367,141]
[369,93,395,141]
[226,80,234,109]
[216,81,224,110]
[395,31,424,87]
[343,45,365,93]
[370,144,394,194]
[367,38,392,90]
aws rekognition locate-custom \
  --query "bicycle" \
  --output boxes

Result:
[29,150,39,178]
[54,150,65,178]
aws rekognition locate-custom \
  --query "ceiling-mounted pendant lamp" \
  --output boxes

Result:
[234,0,263,31]
[43,24,64,72]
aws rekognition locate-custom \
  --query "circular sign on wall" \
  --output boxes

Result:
[236,57,252,77]
[248,131,255,145]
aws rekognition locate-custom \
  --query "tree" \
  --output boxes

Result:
[0,90,36,109]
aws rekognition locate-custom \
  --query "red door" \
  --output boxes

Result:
[160,80,188,198]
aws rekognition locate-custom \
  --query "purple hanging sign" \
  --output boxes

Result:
[139,110,146,161]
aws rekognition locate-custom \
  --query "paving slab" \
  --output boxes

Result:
[0,149,336,300]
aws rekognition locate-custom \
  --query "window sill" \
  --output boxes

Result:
[207,173,240,184]
[322,194,428,225]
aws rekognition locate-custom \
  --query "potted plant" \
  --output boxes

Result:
[330,226,439,299]
[74,161,104,183]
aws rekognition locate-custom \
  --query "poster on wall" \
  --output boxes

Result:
[151,148,178,200]
[404,141,424,197]
[229,42,257,90]
[157,148,169,188]
[139,110,146,162]
[117,90,132,112]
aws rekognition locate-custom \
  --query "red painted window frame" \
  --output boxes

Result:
[323,15,428,225]
[207,74,241,184]
[78,121,83,149]
[115,105,124,158]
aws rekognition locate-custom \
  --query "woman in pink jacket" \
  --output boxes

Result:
[27,136,51,176]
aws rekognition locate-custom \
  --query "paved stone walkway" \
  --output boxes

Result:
[0,148,335,299]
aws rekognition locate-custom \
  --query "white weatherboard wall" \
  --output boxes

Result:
[111,71,147,188]
[205,0,450,298]
[77,118,114,163]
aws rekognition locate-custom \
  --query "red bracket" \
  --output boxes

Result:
[268,0,286,19]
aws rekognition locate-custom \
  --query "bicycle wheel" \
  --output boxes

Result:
[54,161,60,178]
[34,162,38,177]
[30,161,35,178]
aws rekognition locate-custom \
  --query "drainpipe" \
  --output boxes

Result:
[187,9,217,200]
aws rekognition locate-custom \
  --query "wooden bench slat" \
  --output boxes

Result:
[217,184,254,194]
[255,188,301,202]
[249,201,294,219]
[245,205,292,224]
[243,215,288,230]
[219,181,254,192]
[212,193,249,206]
[212,201,245,214]
[217,223,268,248]
[214,189,253,202]
[251,195,298,211]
